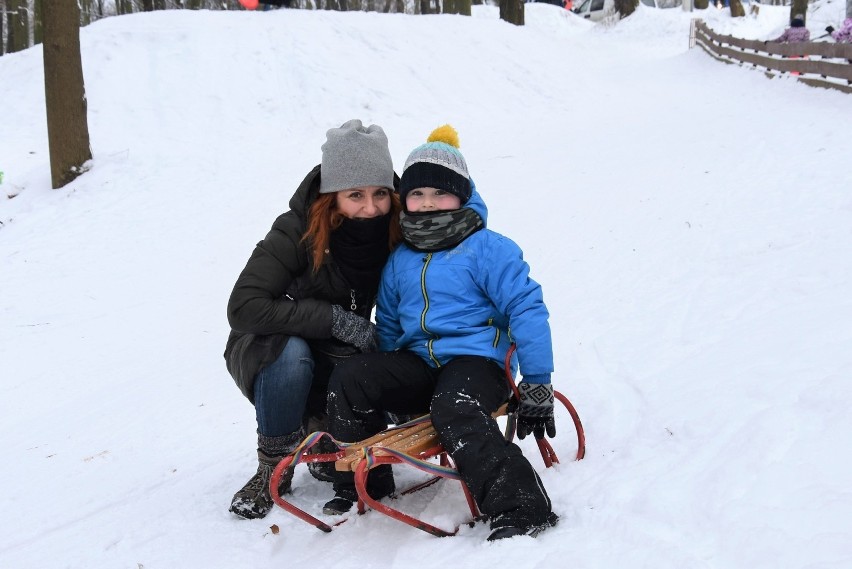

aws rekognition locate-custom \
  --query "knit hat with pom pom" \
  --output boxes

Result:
[399,125,471,208]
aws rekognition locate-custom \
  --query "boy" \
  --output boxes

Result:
[325,125,558,541]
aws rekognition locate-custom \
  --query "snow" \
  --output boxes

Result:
[2,3,851,568]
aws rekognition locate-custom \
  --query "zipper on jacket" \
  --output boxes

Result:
[420,253,441,367]
[488,317,501,347]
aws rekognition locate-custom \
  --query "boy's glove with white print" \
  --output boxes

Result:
[330,304,377,353]
[516,377,556,440]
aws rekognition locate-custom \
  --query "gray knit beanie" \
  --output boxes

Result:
[319,119,395,194]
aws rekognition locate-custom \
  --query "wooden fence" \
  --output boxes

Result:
[691,19,852,94]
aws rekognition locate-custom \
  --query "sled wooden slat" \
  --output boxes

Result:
[335,420,439,472]
[335,403,510,473]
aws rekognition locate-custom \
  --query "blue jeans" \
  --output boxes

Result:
[253,337,315,437]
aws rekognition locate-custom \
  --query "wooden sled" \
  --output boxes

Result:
[269,348,586,536]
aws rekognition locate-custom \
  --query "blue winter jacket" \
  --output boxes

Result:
[376,186,554,383]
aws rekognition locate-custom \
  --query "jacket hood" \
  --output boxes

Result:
[463,178,489,226]
[287,164,323,222]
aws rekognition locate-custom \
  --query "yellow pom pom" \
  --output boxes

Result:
[427,125,460,149]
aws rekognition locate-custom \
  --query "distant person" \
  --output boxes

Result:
[239,0,292,9]
[768,14,811,43]
[323,125,559,542]
[225,119,402,519]
[825,18,852,43]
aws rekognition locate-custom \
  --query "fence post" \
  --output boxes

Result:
[689,18,698,49]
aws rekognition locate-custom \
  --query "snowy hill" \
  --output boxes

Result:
[1,5,851,568]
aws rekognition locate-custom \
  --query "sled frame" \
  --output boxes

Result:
[269,347,586,537]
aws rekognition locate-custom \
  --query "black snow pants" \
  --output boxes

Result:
[327,350,553,529]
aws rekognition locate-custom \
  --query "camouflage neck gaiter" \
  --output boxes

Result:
[400,208,484,252]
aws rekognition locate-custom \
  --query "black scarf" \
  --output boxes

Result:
[329,213,392,295]
[400,208,484,252]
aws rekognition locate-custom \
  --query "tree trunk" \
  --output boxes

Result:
[729,0,744,17]
[499,0,523,26]
[7,0,29,53]
[143,0,154,10]
[614,0,637,17]
[34,0,43,45]
[789,0,808,23]
[80,0,93,25]
[43,0,93,189]
[117,0,136,15]
[419,0,435,14]
[445,0,471,14]
[694,0,708,9]
[846,0,851,19]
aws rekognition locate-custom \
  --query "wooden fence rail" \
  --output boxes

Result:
[691,19,852,94]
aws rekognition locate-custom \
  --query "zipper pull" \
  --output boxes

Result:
[350,289,357,311]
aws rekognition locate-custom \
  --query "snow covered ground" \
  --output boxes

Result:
[1,3,851,568]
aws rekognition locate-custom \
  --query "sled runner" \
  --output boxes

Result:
[269,346,586,537]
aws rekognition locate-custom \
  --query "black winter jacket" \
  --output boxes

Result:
[224,165,396,402]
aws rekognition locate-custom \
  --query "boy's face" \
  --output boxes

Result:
[405,187,461,213]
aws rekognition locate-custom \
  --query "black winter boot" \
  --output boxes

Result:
[323,465,395,515]
[305,414,336,483]
[487,511,559,542]
[229,450,294,519]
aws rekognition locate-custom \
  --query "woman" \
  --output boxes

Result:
[225,119,402,519]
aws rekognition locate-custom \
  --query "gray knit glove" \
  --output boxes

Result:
[330,304,377,353]
[516,380,556,440]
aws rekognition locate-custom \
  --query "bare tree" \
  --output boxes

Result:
[6,0,29,53]
[445,0,471,15]
[43,0,92,188]
[730,0,745,17]
[116,0,138,14]
[499,0,523,26]
[790,0,808,23]
[614,0,637,17]
[34,0,43,45]
[419,0,440,14]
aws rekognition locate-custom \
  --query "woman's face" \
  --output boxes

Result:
[335,186,392,219]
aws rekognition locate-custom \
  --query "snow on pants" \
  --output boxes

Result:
[327,350,553,529]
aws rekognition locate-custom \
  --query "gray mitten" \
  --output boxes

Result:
[517,380,556,440]
[330,304,377,353]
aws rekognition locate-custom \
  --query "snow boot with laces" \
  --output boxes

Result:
[229,450,294,519]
